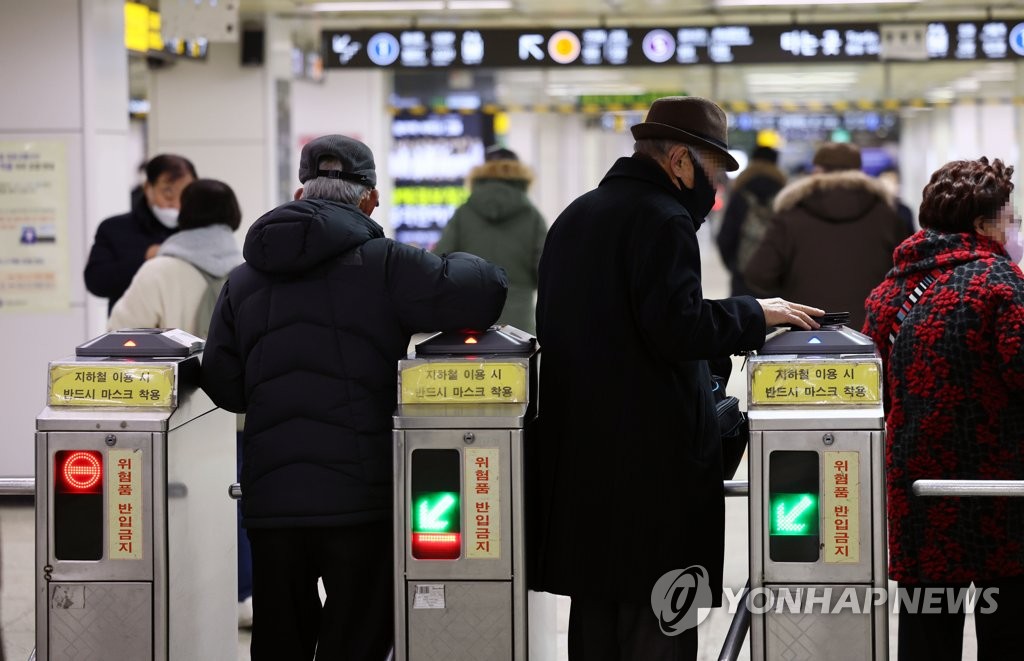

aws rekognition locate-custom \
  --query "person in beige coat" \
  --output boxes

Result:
[743,142,910,329]
[108,178,243,337]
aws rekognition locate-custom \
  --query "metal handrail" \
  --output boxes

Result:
[718,580,751,661]
[912,479,1024,497]
[724,480,748,497]
[0,477,34,496]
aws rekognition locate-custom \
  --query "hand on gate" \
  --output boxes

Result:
[757,298,824,330]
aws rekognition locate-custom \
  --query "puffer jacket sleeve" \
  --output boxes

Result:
[200,279,246,413]
[387,240,508,333]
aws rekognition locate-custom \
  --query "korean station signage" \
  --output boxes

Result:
[400,361,527,404]
[48,363,176,408]
[325,19,1024,69]
[749,361,881,407]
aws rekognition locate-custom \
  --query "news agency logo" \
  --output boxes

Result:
[650,565,714,635]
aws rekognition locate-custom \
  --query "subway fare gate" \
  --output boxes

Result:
[35,329,236,660]
[747,324,887,661]
[393,325,538,661]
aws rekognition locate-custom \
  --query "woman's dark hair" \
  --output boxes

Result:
[145,154,197,184]
[919,157,1014,232]
[177,179,242,231]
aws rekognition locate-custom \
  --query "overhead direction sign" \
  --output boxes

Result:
[324,19,1024,69]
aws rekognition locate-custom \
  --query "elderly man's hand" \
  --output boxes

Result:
[757,298,825,330]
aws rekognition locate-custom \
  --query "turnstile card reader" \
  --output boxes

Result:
[747,326,887,661]
[36,330,236,661]
[394,325,538,661]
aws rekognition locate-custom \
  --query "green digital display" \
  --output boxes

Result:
[413,492,459,533]
[770,493,819,536]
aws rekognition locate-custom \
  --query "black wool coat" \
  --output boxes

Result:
[201,199,508,529]
[530,156,766,604]
[84,192,176,312]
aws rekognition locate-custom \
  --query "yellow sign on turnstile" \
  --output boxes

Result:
[400,362,527,404]
[108,449,143,560]
[823,451,860,564]
[48,364,176,407]
[749,361,881,406]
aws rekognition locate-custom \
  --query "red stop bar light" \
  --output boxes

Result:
[54,450,104,560]
[56,451,103,493]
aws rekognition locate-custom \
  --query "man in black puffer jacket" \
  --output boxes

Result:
[201,135,508,660]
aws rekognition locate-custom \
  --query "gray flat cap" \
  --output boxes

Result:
[298,134,377,187]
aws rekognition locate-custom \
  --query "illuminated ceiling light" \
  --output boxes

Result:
[307,0,511,10]
[308,2,445,11]
[716,0,921,6]
[447,0,512,8]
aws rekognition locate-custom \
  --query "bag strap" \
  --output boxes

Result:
[887,268,944,348]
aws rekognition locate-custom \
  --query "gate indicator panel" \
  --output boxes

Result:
[768,450,820,563]
[410,449,462,560]
[54,450,104,560]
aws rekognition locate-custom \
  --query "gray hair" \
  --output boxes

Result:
[301,157,371,205]
[634,138,683,159]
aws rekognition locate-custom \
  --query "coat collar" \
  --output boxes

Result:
[602,155,706,226]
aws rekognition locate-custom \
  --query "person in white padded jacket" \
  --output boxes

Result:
[107,178,243,336]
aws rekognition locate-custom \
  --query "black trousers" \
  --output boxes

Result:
[568,597,698,661]
[897,576,1024,661]
[247,522,393,661]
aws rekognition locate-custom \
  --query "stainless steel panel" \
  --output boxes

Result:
[35,407,170,432]
[407,582,513,661]
[404,429,513,581]
[748,408,884,432]
[166,385,216,431]
[165,407,237,660]
[764,585,873,661]
[47,582,151,661]
[43,432,154,582]
[760,430,876,584]
[393,403,528,430]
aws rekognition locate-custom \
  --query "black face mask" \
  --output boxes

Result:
[686,154,717,220]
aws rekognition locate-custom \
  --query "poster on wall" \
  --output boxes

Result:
[0,140,71,313]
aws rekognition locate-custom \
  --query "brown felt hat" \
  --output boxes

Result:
[630,96,740,171]
[813,142,862,172]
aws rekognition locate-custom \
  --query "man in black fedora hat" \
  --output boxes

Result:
[529,97,822,659]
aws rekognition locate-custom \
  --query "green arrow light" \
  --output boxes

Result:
[413,492,459,532]
[770,493,819,536]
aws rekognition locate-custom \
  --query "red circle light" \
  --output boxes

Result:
[62,452,102,491]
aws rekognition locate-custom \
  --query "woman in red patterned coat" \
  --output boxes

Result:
[863,157,1024,660]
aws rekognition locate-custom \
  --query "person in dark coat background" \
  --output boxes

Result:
[863,156,1024,660]
[433,145,547,333]
[716,145,787,296]
[200,135,508,660]
[84,154,197,313]
[743,142,910,330]
[530,96,823,661]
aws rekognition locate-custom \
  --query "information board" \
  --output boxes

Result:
[325,20,1024,69]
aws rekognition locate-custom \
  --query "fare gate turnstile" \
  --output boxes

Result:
[393,326,538,661]
[747,325,887,661]
[35,329,236,661]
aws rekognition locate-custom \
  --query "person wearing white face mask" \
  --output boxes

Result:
[85,154,197,313]
[863,156,1024,660]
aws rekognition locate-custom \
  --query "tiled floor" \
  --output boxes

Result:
[0,227,978,660]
